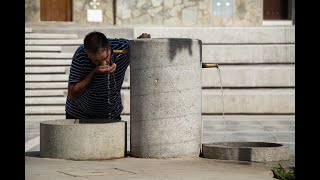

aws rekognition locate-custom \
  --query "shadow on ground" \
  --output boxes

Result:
[25,151,40,158]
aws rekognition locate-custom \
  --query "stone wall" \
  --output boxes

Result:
[25,0,114,25]
[73,0,114,25]
[26,0,262,26]
[25,0,40,22]
[116,0,262,26]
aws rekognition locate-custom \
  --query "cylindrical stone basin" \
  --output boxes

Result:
[202,142,290,162]
[129,38,202,158]
[40,119,127,160]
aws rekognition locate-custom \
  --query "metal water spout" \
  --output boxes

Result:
[202,63,219,68]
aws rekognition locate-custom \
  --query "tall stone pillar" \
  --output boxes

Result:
[129,38,202,158]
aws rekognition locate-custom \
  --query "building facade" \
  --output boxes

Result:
[26,0,295,26]
[25,0,295,155]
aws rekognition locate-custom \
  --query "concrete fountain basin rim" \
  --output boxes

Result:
[202,142,286,148]
[40,119,122,125]
[40,119,127,160]
[202,142,290,162]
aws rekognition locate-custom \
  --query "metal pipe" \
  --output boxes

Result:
[113,49,128,54]
[202,63,218,68]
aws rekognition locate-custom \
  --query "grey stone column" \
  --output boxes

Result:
[129,38,202,158]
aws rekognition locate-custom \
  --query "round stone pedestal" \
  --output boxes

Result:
[40,119,127,160]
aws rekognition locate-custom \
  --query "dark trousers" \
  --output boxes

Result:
[66,112,121,120]
[66,112,77,119]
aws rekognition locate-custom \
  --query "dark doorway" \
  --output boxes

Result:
[40,0,72,21]
[263,0,289,20]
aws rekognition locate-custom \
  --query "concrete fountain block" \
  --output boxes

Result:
[202,142,290,162]
[40,119,127,160]
[129,38,202,158]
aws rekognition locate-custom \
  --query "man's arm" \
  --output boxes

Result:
[67,69,96,101]
[68,60,116,101]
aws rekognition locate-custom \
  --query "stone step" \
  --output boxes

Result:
[25,46,62,52]
[202,88,295,114]
[24,44,295,63]
[25,105,127,115]
[203,132,295,144]
[134,26,295,44]
[25,115,67,121]
[25,114,294,125]
[25,88,294,114]
[29,26,134,39]
[25,52,73,59]
[25,33,78,39]
[203,119,295,126]
[25,90,66,97]
[202,65,294,87]
[25,97,66,105]
[25,28,32,33]
[25,73,127,83]
[25,114,130,121]
[25,39,83,45]
[25,74,68,82]
[202,115,295,121]
[25,82,68,89]
[124,89,295,114]
[25,105,65,115]
[202,125,295,132]
[24,65,294,87]
[61,46,79,53]
[25,67,67,74]
[202,44,294,64]
[25,59,71,66]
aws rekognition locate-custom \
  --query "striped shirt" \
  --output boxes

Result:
[65,38,130,119]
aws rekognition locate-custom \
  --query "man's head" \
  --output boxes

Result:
[84,31,112,66]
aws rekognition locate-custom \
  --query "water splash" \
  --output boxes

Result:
[216,67,225,121]
[216,67,229,141]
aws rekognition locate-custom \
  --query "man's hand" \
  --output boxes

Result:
[137,33,151,38]
[95,60,117,74]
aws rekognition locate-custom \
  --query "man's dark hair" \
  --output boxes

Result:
[84,31,111,54]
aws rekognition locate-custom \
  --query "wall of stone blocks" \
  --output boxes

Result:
[25,25,295,116]
[116,0,262,26]
[26,0,263,26]
[25,0,114,25]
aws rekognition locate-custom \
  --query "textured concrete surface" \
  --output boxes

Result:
[40,119,127,160]
[134,26,295,44]
[25,155,280,180]
[202,142,290,162]
[129,38,202,158]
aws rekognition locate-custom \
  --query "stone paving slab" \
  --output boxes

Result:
[26,155,277,180]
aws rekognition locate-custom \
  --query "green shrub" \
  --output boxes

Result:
[271,164,295,180]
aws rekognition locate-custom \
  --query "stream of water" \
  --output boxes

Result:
[216,67,225,121]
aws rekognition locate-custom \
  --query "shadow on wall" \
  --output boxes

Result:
[167,38,202,63]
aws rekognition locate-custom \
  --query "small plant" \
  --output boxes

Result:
[271,163,295,180]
